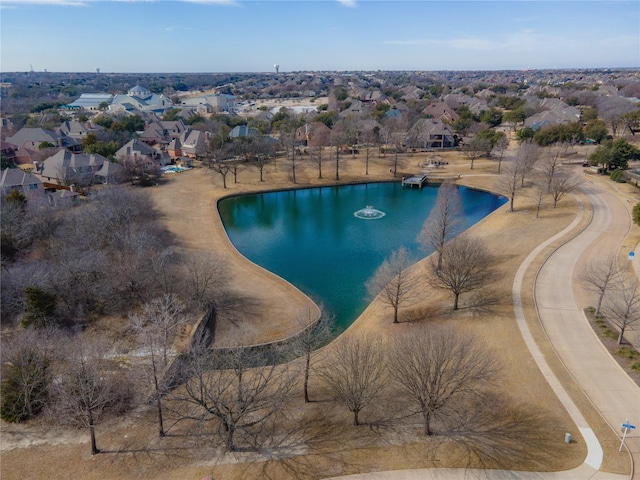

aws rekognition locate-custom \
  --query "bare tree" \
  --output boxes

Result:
[0,328,58,423]
[388,328,498,435]
[516,140,539,187]
[597,96,636,137]
[278,118,301,184]
[462,136,492,170]
[316,334,386,426]
[119,155,162,187]
[366,247,420,324]
[244,135,276,182]
[417,181,464,268]
[150,247,182,297]
[494,161,521,213]
[206,155,232,189]
[428,235,497,310]
[174,334,295,452]
[580,254,620,316]
[538,145,563,191]
[310,144,325,179]
[359,128,377,175]
[182,251,230,310]
[131,294,189,437]
[548,170,580,208]
[51,338,132,455]
[330,121,346,180]
[493,132,509,174]
[340,115,362,159]
[602,277,640,345]
[532,180,547,219]
[385,116,407,176]
[289,308,332,403]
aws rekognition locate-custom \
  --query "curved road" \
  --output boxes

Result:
[328,180,639,480]
[535,181,640,479]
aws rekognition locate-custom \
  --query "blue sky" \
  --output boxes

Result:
[1,1,638,73]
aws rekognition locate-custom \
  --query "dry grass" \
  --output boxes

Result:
[2,147,638,479]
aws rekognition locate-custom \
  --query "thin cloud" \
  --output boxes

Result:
[336,0,357,7]
[385,29,561,53]
[179,0,239,4]
[1,0,88,5]
[1,0,239,5]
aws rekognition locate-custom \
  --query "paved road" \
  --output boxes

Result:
[328,181,639,480]
[536,182,640,479]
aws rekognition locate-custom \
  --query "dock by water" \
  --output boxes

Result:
[402,174,428,189]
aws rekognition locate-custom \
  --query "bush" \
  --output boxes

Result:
[0,349,51,423]
[633,202,640,227]
[614,346,638,360]
[610,169,626,183]
[21,287,57,328]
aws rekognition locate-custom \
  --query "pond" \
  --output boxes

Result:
[218,182,506,332]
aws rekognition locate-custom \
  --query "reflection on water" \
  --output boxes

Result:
[219,182,506,331]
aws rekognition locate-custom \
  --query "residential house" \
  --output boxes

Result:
[116,139,169,166]
[523,97,581,130]
[229,125,258,138]
[166,138,182,159]
[179,93,235,113]
[295,122,331,147]
[50,189,81,205]
[339,99,367,118]
[40,150,109,185]
[14,145,54,168]
[94,160,125,184]
[109,85,173,115]
[399,85,425,102]
[56,120,103,141]
[358,90,387,104]
[139,119,187,146]
[63,93,114,111]
[167,129,207,159]
[423,100,459,123]
[5,127,81,152]
[1,117,16,141]
[443,93,472,109]
[0,167,45,199]
[1,141,17,165]
[408,119,456,150]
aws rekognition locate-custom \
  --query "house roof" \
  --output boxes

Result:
[410,118,455,142]
[423,100,458,122]
[40,150,108,179]
[5,127,61,148]
[49,189,80,200]
[116,139,158,158]
[229,125,258,138]
[56,120,101,138]
[1,167,43,189]
[128,85,152,98]
[65,93,114,109]
[167,138,182,151]
[95,160,124,177]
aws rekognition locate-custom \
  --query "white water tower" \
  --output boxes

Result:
[274,64,280,74]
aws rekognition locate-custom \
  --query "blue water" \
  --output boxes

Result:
[218,182,506,332]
